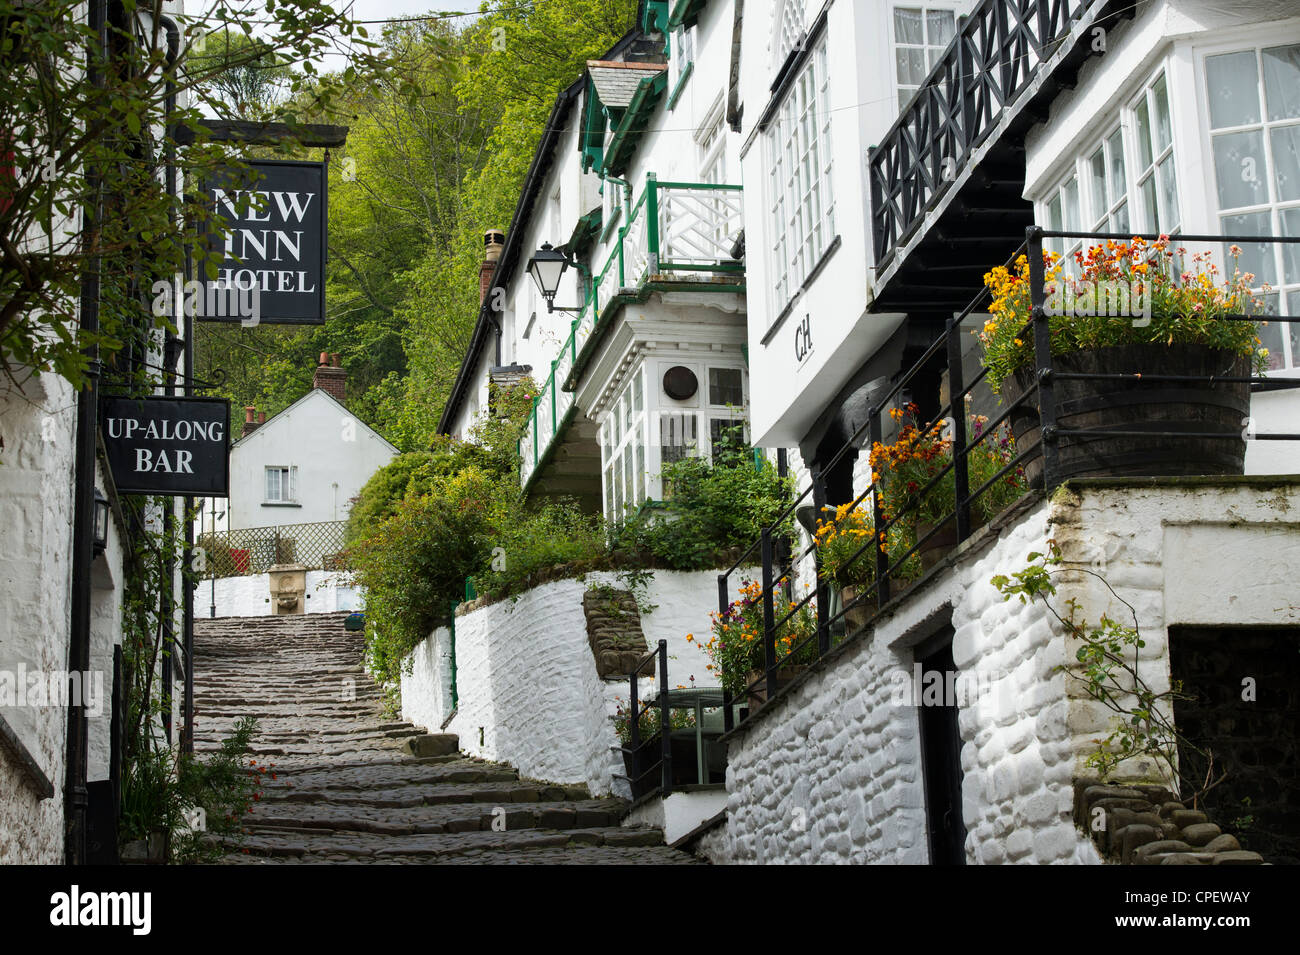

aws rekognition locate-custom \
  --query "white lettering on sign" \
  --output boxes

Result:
[134,448,195,474]
[106,417,226,443]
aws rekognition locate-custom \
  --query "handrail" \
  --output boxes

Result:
[623,639,672,798]
[519,175,745,488]
[722,227,1300,731]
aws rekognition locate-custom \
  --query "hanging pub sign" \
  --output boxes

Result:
[198,159,327,325]
[100,396,230,496]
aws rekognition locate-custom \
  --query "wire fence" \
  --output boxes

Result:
[197,521,348,578]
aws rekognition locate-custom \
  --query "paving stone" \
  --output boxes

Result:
[1204,833,1242,853]
[1211,851,1265,865]
[1181,823,1222,847]
[1171,809,1209,829]
[193,612,699,865]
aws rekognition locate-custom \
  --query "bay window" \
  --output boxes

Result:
[1038,70,1181,265]
[767,35,834,316]
[1204,42,1300,369]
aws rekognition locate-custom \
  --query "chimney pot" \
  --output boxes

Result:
[331,353,341,368]
[319,351,329,366]
[258,412,266,424]
[245,406,255,423]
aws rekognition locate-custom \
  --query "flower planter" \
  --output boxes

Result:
[1001,344,1250,487]
[915,519,960,572]
[839,584,873,633]
[744,666,808,710]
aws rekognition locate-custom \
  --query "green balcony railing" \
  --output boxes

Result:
[519,174,744,488]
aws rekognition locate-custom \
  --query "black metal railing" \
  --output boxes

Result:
[869,0,1105,267]
[621,640,672,800]
[196,520,348,577]
[720,228,1300,730]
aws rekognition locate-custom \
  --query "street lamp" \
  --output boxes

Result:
[527,242,582,313]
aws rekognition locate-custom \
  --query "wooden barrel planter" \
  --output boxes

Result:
[1001,344,1250,487]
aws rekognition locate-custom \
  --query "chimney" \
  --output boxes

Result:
[313,351,346,405]
[242,406,259,438]
[480,229,505,304]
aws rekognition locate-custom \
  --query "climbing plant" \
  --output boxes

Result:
[991,542,1224,804]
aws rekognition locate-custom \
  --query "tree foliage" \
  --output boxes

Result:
[192,0,639,449]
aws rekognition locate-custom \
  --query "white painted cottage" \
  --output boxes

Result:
[226,355,398,531]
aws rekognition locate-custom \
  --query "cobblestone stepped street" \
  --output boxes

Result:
[193,612,700,864]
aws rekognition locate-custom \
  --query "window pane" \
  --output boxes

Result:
[1047,194,1062,230]
[266,469,278,500]
[1259,316,1285,370]
[659,413,697,465]
[1110,201,1130,234]
[708,367,744,406]
[1063,177,1081,229]
[624,450,634,506]
[632,369,643,412]
[1281,207,1300,284]
[1140,175,1158,230]
[710,418,746,464]
[1158,155,1179,230]
[1270,124,1300,202]
[1289,292,1300,360]
[1152,75,1173,153]
[1221,211,1277,286]
[1262,45,1300,121]
[1135,97,1153,169]
[1106,129,1126,199]
[1206,51,1261,130]
[894,7,923,44]
[896,47,926,86]
[1212,130,1268,209]
[636,441,646,499]
[1089,149,1107,220]
[927,10,955,47]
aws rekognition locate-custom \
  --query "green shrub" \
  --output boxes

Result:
[476,496,607,599]
[350,465,501,682]
[614,454,794,570]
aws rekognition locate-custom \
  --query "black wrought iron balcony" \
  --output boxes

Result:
[868,0,1132,317]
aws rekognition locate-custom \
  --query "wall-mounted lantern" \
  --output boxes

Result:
[92,489,109,556]
[527,242,582,313]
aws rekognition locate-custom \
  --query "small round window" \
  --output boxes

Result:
[662,366,699,401]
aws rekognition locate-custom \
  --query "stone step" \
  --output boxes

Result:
[188,610,694,865]
[213,825,677,862]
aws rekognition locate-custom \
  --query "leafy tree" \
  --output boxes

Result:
[185,29,292,120]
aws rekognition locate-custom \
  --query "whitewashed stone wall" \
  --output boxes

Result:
[87,460,127,785]
[401,569,741,796]
[204,571,363,618]
[0,374,77,863]
[705,478,1300,864]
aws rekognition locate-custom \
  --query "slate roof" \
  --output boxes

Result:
[587,61,667,109]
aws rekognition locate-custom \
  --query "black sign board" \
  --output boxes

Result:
[101,396,230,496]
[200,160,327,324]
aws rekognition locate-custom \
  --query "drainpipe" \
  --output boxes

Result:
[66,0,109,867]
[155,12,192,755]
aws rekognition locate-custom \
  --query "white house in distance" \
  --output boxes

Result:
[227,353,397,530]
